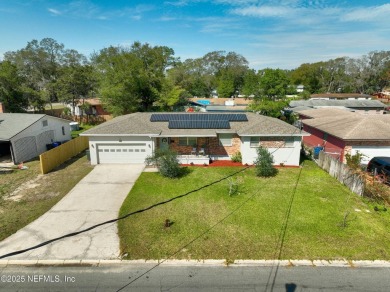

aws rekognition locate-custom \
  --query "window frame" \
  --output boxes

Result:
[178,137,197,146]
[250,136,295,148]
[219,133,233,146]
[250,137,260,148]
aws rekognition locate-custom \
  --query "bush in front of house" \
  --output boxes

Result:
[254,146,278,177]
[231,151,242,163]
[145,149,181,178]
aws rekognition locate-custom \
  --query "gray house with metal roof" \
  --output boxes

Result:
[0,113,71,164]
[81,112,306,166]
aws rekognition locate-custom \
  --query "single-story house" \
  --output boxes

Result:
[81,112,306,166]
[68,98,111,119]
[300,108,390,164]
[189,98,251,112]
[0,113,72,164]
[309,93,372,100]
[290,99,386,115]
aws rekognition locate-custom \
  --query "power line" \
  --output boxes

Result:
[117,149,303,291]
[265,161,304,292]
[0,166,251,260]
[116,168,274,291]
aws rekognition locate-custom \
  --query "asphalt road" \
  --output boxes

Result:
[0,264,389,291]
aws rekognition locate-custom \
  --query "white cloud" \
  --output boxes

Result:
[46,1,154,21]
[343,4,390,22]
[231,5,293,17]
[159,16,177,21]
[242,29,390,69]
[48,8,62,15]
[213,0,259,5]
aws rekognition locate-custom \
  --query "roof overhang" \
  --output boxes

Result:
[159,134,217,137]
[240,133,309,137]
[80,133,160,137]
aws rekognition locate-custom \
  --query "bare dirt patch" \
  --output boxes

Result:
[0,153,94,241]
[6,175,44,201]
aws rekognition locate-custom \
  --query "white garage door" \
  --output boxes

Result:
[97,143,151,164]
[351,146,390,164]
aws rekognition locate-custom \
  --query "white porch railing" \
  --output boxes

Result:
[178,155,210,165]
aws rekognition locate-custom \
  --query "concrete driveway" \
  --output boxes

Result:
[0,164,145,260]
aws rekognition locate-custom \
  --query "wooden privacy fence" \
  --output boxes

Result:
[317,151,365,196]
[40,136,89,174]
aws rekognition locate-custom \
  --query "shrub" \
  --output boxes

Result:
[254,146,278,177]
[345,151,366,171]
[145,149,181,178]
[231,151,242,163]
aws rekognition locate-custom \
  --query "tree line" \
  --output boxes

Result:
[0,38,389,116]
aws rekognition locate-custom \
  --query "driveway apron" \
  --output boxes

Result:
[0,164,145,260]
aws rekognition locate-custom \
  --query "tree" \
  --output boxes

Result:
[56,64,96,115]
[217,68,236,97]
[4,38,65,108]
[93,42,176,116]
[291,63,321,93]
[249,99,289,119]
[258,68,290,100]
[167,50,248,98]
[0,61,28,112]
[157,79,189,111]
[242,69,259,97]
[254,146,278,177]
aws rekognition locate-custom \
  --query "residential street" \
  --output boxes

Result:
[0,264,389,291]
[0,164,144,260]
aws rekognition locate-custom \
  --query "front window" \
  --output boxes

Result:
[250,137,294,148]
[219,134,233,146]
[179,137,197,146]
[250,137,260,147]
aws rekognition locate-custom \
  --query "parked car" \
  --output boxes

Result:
[367,157,390,184]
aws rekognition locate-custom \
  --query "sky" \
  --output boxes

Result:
[0,0,390,69]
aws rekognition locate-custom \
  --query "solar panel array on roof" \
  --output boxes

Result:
[150,113,247,129]
[150,113,247,122]
[169,120,230,129]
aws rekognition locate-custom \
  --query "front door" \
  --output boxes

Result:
[160,137,169,150]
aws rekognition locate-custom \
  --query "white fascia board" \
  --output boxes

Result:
[80,133,160,137]
[239,133,306,137]
[215,131,237,134]
[161,134,217,137]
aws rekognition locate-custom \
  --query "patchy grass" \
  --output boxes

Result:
[0,153,93,241]
[118,161,390,260]
[71,124,94,139]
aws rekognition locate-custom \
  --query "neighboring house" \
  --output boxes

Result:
[68,98,111,120]
[309,93,372,100]
[296,85,305,93]
[81,112,306,166]
[299,108,390,164]
[290,99,386,115]
[189,98,251,112]
[0,113,71,164]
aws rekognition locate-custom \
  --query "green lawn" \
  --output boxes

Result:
[118,161,390,260]
[71,124,94,138]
